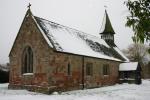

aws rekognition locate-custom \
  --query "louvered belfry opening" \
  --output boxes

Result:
[22,46,33,74]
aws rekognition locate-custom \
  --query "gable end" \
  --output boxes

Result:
[9,9,54,57]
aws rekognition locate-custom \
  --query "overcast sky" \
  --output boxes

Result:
[0,0,134,64]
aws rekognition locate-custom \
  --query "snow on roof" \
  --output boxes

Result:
[113,47,129,62]
[33,16,128,62]
[119,62,138,71]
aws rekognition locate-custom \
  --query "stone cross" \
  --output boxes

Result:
[28,3,31,9]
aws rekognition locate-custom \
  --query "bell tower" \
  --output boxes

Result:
[100,10,116,46]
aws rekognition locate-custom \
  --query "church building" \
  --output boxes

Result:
[8,7,129,93]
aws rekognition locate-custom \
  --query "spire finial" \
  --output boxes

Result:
[28,3,31,9]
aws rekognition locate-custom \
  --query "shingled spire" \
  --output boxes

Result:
[100,10,115,35]
[100,10,115,46]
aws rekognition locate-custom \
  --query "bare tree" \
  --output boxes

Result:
[123,43,150,65]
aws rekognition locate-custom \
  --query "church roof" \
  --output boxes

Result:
[100,10,115,35]
[33,16,129,62]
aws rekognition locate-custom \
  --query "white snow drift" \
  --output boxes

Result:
[1,80,150,100]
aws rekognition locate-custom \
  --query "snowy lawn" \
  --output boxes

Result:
[1,80,150,100]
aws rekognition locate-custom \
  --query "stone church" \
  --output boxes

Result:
[8,7,129,93]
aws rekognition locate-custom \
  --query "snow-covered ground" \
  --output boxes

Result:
[1,80,150,100]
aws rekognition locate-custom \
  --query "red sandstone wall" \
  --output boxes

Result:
[9,13,51,87]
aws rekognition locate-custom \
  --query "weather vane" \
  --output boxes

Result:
[28,3,31,9]
[104,0,108,10]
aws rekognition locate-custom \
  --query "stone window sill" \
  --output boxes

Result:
[103,75,109,77]
[23,73,34,76]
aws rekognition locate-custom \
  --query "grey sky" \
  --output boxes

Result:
[0,0,133,64]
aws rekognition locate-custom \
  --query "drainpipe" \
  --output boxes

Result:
[82,56,84,89]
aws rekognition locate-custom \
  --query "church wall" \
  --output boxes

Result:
[83,57,119,88]
[48,53,83,92]
[47,52,120,92]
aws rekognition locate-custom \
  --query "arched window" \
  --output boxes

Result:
[22,46,33,74]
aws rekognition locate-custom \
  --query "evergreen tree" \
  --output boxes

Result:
[125,0,150,45]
